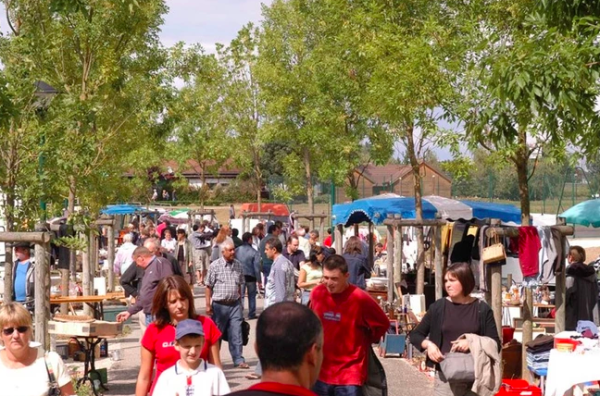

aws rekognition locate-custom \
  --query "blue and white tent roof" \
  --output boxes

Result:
[332,195,521,226]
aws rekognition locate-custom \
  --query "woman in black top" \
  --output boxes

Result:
[410,262,500,396]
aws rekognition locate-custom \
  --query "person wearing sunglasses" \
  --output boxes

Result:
[0,303,75,396]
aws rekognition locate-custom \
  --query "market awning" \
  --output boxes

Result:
[332,195,521,226]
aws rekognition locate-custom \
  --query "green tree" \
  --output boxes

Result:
[458,0,600,225]
[168,44,231,208]
[4,0,169,215]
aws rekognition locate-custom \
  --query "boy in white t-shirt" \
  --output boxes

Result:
[153,319,230,396]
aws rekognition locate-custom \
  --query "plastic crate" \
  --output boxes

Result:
[496,379,542,396]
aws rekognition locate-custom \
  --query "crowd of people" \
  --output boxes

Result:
[3,209,600,396]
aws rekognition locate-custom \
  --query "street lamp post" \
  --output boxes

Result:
[34,81,58,222]
[432,175,435,196]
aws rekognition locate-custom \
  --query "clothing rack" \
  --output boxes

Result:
[484,222,574,381]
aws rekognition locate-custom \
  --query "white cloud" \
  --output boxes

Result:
[160,0,273,51]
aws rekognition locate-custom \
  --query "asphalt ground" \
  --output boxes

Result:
[100,286,433,396]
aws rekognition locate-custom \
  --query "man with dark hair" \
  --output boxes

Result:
[274,220,286,246]
[237,232,261,319]
[247,237,297,380]
[310,254,389,396]
[308,230,319,249]
[230,302,323,396]
[12,242,34,309]
[259,224,281,281]
[264,238,296,308]
[283,235,307,271]
[116,246,175,329]
[232,228,243,249]
[190,222,213,286]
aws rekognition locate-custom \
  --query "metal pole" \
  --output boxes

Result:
[386,224,394,302]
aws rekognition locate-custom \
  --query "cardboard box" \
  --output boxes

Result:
[48,320,122,337]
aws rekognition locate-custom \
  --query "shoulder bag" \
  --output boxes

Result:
[44,355,62,396]
[439,351,475,383]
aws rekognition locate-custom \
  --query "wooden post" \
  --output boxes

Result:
[81,231,93,316]
[507,274,513,287]
[394,225,402,285]
[319,215,325,245]
[522,287,534,381]
[489,221,503,340]
[353,224,359,236]
[334,224,343,254]
[555,265,566,333]
[434,226,443,300]
[386,224,395,302]
[107,224,115,292]
[34,231,51,350]
[368,223,374,269]
[3,241,13,304]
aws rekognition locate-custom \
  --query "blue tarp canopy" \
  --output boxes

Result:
[332,195,521,226]
[100,204,145,215]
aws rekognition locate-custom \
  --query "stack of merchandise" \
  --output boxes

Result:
[526,335,554,372]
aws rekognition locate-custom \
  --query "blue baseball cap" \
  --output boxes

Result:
[175,319,205,340]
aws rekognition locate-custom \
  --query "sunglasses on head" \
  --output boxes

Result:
[2,326,29,336]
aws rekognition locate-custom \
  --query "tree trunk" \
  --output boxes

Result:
[254,150,262,212]
[303,147,314,213]
[68,177,77,282]
[406,124,426,294]
[3,192,15,304]
[514,130,531,226]
[200,163,205,209]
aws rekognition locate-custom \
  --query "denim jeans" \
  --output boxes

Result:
[211,301,245,366]
[145,313,154,326]
[301,290,311,306]
[241,281,258,318]
[313,381,363,396]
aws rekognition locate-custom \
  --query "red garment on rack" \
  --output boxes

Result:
[518,226,541,277]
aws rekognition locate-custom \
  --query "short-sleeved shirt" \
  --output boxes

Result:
[206,257,244,302]
[153,360,230,396]
[141,315,222,395]
[441,298,479,354]
[300,263,323,291]
[0,349,71,396]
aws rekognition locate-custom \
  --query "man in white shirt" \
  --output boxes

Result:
[113,234,137,276]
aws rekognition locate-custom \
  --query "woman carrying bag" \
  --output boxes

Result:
[410,262,501,396]
[0,303,75,396]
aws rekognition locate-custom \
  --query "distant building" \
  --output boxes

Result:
[336,161,452,203]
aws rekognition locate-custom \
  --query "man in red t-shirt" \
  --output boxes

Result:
[310,255,389,396]
[228,302,323,396]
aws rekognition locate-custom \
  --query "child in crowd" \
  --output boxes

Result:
[153,319,230,396]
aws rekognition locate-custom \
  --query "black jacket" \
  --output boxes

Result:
[120,263,144,298]
[342,253,371,290]
[566,262,599,330]
[410,298,501,368]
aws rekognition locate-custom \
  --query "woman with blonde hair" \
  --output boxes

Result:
[0,303,75,396]
[210,225,234,262]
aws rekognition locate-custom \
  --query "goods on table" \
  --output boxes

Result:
[53,314,95,323]
[48,320,122,337]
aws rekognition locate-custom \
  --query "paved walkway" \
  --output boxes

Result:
[98,287,433,396]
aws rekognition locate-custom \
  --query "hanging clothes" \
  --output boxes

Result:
[518,226,541,277]
[537,226,557,284]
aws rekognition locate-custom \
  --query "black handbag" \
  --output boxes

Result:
[242,319,250,346]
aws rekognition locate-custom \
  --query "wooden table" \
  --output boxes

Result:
[50,293,125,320]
